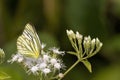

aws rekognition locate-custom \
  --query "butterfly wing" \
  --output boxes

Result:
[17,23,41,58]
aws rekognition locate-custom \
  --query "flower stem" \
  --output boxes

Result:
[58,59,80,80]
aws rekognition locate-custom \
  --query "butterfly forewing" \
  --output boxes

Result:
[17,23,41,58]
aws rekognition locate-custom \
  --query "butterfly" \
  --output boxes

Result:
[17,23,41,58]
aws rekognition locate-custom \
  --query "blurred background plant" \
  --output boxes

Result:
[0,48,10,80]
[0,0,120,80]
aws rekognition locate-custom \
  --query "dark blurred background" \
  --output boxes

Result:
[0,0,120,80]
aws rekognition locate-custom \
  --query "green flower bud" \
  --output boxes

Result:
[90,38,103,57]
[89,38,96,54]
[66,30,76,39]
[76,31,83,40]
[83,36,91,55]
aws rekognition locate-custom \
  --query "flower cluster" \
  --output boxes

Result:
[8,45,65,79]
[66,30,103,59]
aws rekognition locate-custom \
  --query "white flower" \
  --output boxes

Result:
[23,57,36,68]
[50,47,64,55]
[54,63,61,69]
[38,62,47,69]
[41,43,46,49]
[50,58,57,65]
[36,57,43,64]
[17,56,24,63]
[11,55,18,62]
[24,61,33,68]
[43,55,50,62]
[30,66,39,74]
[58,73,64,78]
[8,54,23,63]
[42,68,51,74]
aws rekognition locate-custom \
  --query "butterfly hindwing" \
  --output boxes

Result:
[17,23,41,58]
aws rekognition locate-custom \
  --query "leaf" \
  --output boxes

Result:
[82,59,92,73]
[0,71,10,80]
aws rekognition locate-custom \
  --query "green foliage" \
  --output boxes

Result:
[0,49,10,80]
[0,71,10,80]
[82,59,92,73]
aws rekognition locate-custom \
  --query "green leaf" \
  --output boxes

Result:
[0,71,10,80]
[82,59,92,73]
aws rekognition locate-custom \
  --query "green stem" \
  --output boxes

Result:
[58,59,80,80]
[39,72,43,80]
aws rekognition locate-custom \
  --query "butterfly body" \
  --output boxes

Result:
[17,23,41,59]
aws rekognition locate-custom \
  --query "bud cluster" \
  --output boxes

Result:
[66,30,103,59]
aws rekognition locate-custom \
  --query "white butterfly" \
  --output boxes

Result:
[17,23,41,58]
